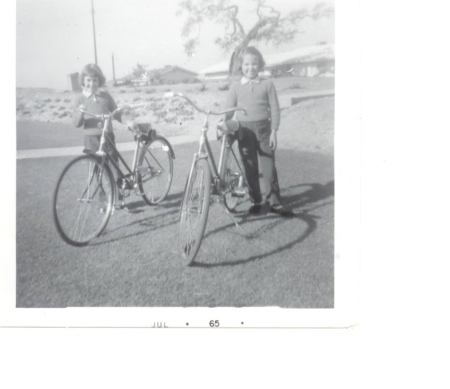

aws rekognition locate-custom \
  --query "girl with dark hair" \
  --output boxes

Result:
[72,63,123,207]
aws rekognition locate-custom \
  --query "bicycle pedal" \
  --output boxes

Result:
[114,201,125,210]
[232,189,246,197]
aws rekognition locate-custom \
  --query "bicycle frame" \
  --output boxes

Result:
[91,112,164,193]
[187,110,244,197]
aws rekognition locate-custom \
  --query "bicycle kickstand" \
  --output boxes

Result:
[218,201,242,230]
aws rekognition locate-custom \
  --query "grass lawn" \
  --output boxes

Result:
[15,77,334,308]
[16,141,334,308]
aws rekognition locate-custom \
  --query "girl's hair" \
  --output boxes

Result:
[235,46,266,73]
[79,63,106,87]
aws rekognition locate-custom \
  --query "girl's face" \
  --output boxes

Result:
[241,54,260,80]
[83,75,100,94]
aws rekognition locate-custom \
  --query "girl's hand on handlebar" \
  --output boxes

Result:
[126,119,137,131]
[77,104,86,115]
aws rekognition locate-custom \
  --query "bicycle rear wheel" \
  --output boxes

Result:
[52,155,114,246]
[137,136,173,205]
[223,139,243,212]
[179,158,211,265]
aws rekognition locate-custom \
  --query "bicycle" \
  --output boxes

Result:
[165,92,248,265]
[52,103,175,247]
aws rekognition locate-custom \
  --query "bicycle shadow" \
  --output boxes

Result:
[191,180,334,268]
[191,211,319,268]
[89,207,180,246]
[119,190,183,213]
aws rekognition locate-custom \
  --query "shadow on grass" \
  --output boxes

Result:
[283,180,334,209]
[191,212,319,268]
[191,180,334,268]
[88,207,180,247]
[121,190,183,212]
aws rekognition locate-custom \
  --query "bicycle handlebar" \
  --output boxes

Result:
[164,92,246,116]
[77,103,148,119]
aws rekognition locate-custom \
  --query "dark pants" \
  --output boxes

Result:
[237,120,281,207]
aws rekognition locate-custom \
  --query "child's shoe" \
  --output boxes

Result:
[269,205,295,217]
[248,204,262,215]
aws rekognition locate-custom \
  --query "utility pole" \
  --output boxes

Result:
[91,0,98,65]
[112,53,116,84]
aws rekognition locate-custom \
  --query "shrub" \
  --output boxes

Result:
[44,98,52,102]
[64,99,71,103]
[197,83,208,92]
[127,110,141,119]
[289,83,303,89]
[218,84,230,91]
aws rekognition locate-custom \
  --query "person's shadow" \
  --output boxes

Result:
[283,181,334,210]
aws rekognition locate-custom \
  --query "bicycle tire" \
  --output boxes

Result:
[179,158,211,265]
[223,139,243,212]
[137,136,173,205]
[52,155,115,246]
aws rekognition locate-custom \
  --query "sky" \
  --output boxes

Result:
[16,0,334,90]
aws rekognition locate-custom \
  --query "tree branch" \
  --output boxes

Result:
[177,0,334,65]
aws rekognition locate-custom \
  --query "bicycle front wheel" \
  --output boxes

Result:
[179,158,211,265]
[137,136,173,205]
[52,155,115,246]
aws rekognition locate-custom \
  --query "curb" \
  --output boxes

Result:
[16,134,198,160]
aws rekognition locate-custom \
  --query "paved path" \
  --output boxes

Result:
[278,89,334,108]
[16,134,198,160]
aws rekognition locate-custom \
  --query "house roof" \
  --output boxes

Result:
[200,44,335,75]
[116,65,198,82]
[148,65,198,77]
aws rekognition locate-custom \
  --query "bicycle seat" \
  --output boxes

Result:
[217,119,240,134]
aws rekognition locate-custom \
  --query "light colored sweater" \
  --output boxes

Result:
[225,77,280,131]
[72,90,121,136]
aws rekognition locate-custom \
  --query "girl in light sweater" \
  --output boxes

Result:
[72,63,123,207]
[225,47,293,217]
[72,63,122,159]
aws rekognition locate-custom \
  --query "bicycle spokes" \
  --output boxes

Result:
[53,156,114,246]
[137,138,173,205]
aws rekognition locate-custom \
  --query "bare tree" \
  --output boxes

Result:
[132,63,148,78]
[177,0,334,77]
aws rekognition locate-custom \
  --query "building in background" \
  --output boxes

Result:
[115,65,198,86]
[200,44,335,80]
